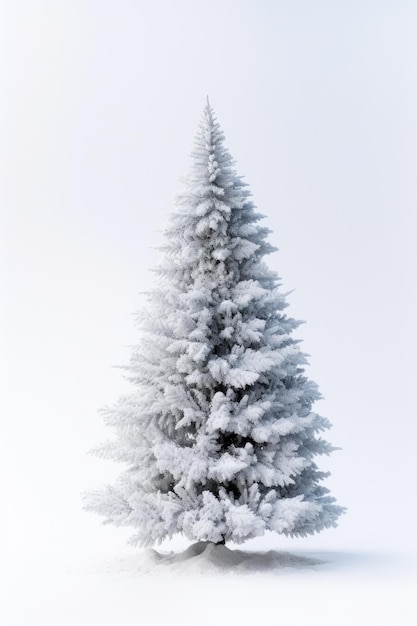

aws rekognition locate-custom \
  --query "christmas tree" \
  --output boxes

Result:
[84,100,344,546]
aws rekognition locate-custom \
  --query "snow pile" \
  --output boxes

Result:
[100,541,324,576]
[2,547,415,626]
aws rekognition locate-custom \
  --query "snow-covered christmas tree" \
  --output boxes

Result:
[84,100,344,547]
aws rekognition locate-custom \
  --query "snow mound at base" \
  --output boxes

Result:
[102,542,325,576]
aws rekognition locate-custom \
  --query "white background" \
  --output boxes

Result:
[1,1,416,623]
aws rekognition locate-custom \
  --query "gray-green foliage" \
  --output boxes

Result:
[84,101,344,546]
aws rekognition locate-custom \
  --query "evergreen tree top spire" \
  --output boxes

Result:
[180,99,243,211]
[201,95,220,148]
[196,98,227,159]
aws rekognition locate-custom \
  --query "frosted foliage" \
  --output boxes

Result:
[83,101,344,546]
